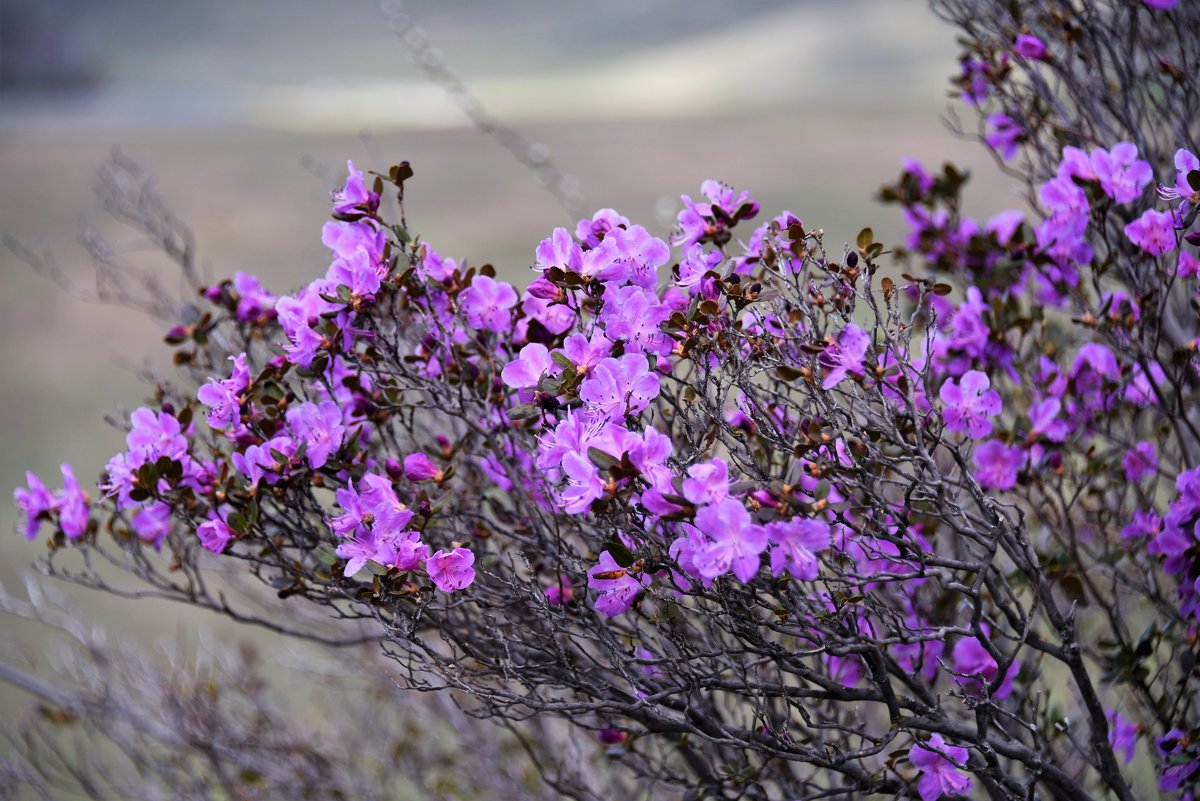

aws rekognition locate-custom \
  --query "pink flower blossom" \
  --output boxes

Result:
[459,275,519,332]
[908,735,973,801]
[1125,209,1176,256]
[1123,441,1158,482]
[1013,34,1045,59]
[819,324,869,389]
[1090,142,1153,204]
[587,550,650,617]
[197,509,235,554]
[427,547,476,592]
[973,440,1024,490]
[940,371,1002,439]
[692,498,768,583]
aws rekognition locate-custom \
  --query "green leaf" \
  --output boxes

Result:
[507,403,539,421]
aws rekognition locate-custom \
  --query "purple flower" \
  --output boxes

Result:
[1107,710,1138,764]
[575,208,630,248]
[1155,728,1198,792]
[682,459,731,506]
[231,272,277,323]
[692,498,768,583]
[587,550,650,617]
[1014,34,1045,59]
[1029,397,1069,442]
[326,246,383,300]
[819,324,869,390]
[1144,0,1179,9]
[127,408,189,467]
[132,502,172,548]
[1160,148,1200,200]
[459,275,519,332]
[427,547,476,592]
[672,180,759,249]
[766,518,830,580]
[959,58,990,105]
[1123,441,1158,483]
[908,735,974,801]
[501,343,555,390]
[197,509,235,554]
[198,353,251,432]
[13,471,56,541]
[232,436,296,487]
[578,354,661,422]
[985,113,1022,161]
[535,227,583,272]
[56,464,89,539]
[973,440,1024,490]
[1125,209,1177,256]
[940,371,1002,439]
[585,225,671,288]
[322,221,386,262]
[1090,142,1153,204]
[286,400,345,469]
[951,634,1018,698]
[560,451,606,514]
[598,285,671,355]
[331,160,378,215]
[403,452,441,482]
[543,576,573,606]
[1122,508,1161,542]
[677,244,722,293]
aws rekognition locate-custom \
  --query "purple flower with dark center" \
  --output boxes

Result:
[587,550,650,617]
[459,275,519,332]
[286,400,345,469]
[985,113,1022,161]
[1123,441,1158,483]
[197,509,235,554]
[331,160,378,215]
[1014,34,1045,59]
[693,498,768,583]
[14,472,56,541]
[1125,209,1177,256]
[575,208,630,248]
[1090,142,1153,203]
[766,518,830,580]
[1159,148,1199,201]
[672,180,759,249]
[427,547,476,592]
[908,735,974,801]
[198,353,251,432]
[1107,710,1138,764]
[579,354,660,422]
[1155,728,1198,792]
[940,371,1002,439]
[819,324,869,390]
[973,440,1025,490]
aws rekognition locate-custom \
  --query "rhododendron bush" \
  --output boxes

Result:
[10,0,1200,799]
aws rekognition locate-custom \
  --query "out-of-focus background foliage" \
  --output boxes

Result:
[0,0,1013,720]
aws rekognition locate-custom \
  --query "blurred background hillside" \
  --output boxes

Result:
[0,0,1016,738]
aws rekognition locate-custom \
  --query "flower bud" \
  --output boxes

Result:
[404,452,441,482]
